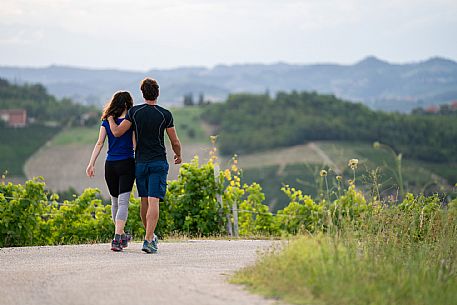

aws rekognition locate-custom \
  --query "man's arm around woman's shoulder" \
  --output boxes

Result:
[107,116,132,137]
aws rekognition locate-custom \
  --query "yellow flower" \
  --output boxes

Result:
[373,141,381,149]
[336,175,342,181]
[230,180,235,186]
[210,135,218,144]
[348,159,359,169]
[224,169,231,180]
[231,165,238,172]
[320,170,327,177]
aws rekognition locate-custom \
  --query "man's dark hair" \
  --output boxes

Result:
[141,78,160,101]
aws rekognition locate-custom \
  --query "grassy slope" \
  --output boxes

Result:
[232,211,457,305]
[0,126,61,176]
[51,126,100,146]
[170,106,209,143]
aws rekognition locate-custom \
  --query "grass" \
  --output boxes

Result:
[0,125,61,176]
[51,126,100,145]
[171,106,209,143]
[232,210,457,305]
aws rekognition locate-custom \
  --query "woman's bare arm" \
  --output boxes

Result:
[86,126,107,177]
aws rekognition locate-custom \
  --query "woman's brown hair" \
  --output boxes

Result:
[101,91,133,120]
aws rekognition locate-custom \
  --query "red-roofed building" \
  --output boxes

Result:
[451,101,457,111]
[425,105,439,113]
[0,109,27,127]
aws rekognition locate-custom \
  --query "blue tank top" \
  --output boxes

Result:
[101,118,134,161]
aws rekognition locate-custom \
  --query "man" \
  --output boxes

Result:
[108,78,182,253]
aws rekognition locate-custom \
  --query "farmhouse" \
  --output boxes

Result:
[0,109,27,127]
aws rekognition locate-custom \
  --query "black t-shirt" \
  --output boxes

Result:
[125,104,174,162]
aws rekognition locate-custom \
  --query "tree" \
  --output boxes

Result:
[183,93,194,106]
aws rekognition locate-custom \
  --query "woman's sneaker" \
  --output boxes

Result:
[121,234,132,248]
[141,234,158,254]
[111,239,123,252]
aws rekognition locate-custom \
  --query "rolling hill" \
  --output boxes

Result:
[1,56,456,112]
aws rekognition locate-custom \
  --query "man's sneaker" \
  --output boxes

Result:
[141,234,158,254]
[153,234,158,245]
[111,239,122,252]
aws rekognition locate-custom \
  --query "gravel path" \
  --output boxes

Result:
[0,240,282,305]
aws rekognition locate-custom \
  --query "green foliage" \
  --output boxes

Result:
[276,185,323,234]
[203,92,457,163]
[165,157,224,235]
[238,183,279,236]
[1,157,455,247]
[0,177,50,246]
[48,189,112,244]
[0,179,114,247]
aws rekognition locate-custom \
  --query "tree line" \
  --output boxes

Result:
[203,91,457,163]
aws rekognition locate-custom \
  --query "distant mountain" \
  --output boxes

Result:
[1,56,456,112]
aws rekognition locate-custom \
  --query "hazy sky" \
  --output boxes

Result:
[1,0,456,70]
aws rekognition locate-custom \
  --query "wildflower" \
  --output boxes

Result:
[224,169,231,180]
[336,175,342,181]
[373,141,381,149]
[320,170,327,177]
[210,135,218,144]
[348,159,359,169]
[231,164,238,172]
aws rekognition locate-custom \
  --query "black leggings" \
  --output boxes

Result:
[104,158,135,197]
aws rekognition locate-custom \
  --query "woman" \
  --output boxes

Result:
[86,91,135,252]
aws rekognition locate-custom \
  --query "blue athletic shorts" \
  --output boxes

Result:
[135,160,169,199]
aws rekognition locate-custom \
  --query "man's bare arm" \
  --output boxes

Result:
[107,116,132,137]
[166,127,182,164]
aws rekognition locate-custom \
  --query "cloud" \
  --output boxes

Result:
[0,0,456,69]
